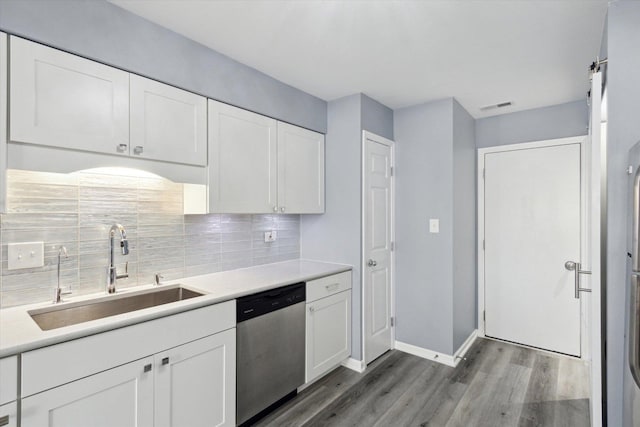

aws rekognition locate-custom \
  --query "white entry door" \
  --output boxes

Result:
[363,132,393,364]
[483,142,582,356]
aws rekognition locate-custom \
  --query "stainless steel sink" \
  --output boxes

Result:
[29,286,204,331]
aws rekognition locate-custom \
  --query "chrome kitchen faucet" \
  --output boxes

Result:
[107,224,129,294]
[53,245,69,303]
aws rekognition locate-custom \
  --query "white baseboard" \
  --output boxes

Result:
[341,357,366,373]
[395,329,478,368]
[394,341,456,367]
[453,329,478,366]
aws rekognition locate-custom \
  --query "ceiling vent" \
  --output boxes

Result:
[480,101,513,111]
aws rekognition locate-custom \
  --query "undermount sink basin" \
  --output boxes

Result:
[29,286,204,331]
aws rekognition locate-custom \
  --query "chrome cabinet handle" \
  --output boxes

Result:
[564,261,592,299]
[162,357,170,365]
[143,363,152,373]
[367,259,377,267]
[133,145,144,154]
[117,143,128,152]
[273,206,278,212]
[0,415,9,426]
[280,206,285,213]
[325,283,339,292]
[309,306,315,313]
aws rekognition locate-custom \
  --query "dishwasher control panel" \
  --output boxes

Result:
[236,282,305,322]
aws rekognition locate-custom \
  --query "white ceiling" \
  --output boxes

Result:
[109,0,608,118]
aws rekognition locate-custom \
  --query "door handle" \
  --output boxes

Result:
[564,261,592,299]
[367,259,377,267]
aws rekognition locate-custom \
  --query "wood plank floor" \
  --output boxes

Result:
[254,338,590,427]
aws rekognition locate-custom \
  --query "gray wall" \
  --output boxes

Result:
[606,2,640,425]
[300,93,393,361]
[0,0,327,133]
[394,98,455,354]
[300,94,363,359]
[476,101,588,148]
[361,94,394,141]
[452,99,477,350]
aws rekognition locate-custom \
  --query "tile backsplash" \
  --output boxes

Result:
[0,169,300,308]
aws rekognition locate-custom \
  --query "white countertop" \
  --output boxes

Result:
[0,259,351,358]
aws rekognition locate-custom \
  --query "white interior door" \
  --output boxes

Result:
[483,142,582,356]
[363,132,393,365]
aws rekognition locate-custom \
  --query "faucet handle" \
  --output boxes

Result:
[115,261,129,280]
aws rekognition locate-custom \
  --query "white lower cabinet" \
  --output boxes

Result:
[21,357,154,427]
[155,330,235,427]
[21,331,235,427]
[305,272,352,383]
[20,302,236,427]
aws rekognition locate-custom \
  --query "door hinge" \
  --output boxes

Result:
[483,310,486,322]
[390,241,395,251]
[390,317,395,327]
[482,239,485,250]
[482,168,485,179]
[390,166,394,177]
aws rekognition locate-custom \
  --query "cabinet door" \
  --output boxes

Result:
[277,122,325,213]
[21,357,153,427]
[306,290,352,383]
[208,100,277,213]
[9,37,129,155]
[0,32,6,214]
[155,329,236,427]
[0,402,17,427]
[130,74,207,166]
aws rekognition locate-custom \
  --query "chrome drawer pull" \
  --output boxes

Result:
[325,283,339,292]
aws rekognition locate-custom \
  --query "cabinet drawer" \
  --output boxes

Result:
[306,271,351,303]
[0,356,17,405]
[0,402,17,427]
[22,300,235,397]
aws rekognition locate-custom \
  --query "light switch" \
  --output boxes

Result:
[264,231,277,243]
[8,242,44,270]
[429,219,440,233]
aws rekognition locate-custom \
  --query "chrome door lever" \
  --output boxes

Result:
[565,261,592,299]
[367,259,377,267]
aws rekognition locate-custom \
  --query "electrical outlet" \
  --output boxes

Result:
[264,231,277,243]
[429,219,440,233]
[8,242,44,270]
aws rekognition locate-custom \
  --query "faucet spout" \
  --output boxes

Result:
[108,224,129,294]
[54,246,69,303]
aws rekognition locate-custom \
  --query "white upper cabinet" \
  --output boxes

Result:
[209,100,278,213]
[9,36,129,155]
[208,100,325,214]
[277,122,325,214]
[130,75,207,166]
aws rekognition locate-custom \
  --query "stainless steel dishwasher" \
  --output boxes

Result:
[236,282,306,426]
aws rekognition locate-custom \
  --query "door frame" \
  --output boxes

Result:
[477,135,590,359]
[361,130,396,366]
